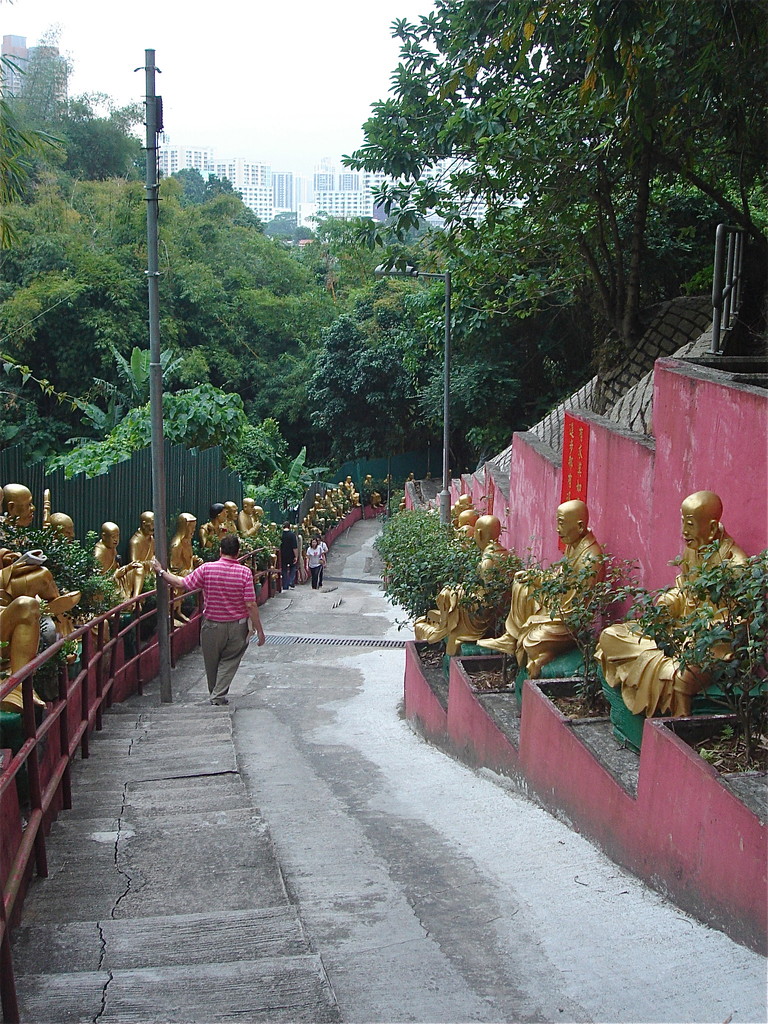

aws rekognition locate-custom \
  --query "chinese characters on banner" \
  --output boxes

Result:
[559,413,590,550]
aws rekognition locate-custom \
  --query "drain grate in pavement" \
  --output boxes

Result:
[264,634,405,648]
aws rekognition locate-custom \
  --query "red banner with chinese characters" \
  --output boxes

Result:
[559,413,590,550]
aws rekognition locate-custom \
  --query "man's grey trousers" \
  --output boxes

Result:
[200,617,249,698]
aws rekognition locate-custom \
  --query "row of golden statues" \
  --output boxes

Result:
[4,475,746,728]
[415,489,747,720]
[0,479,371,712]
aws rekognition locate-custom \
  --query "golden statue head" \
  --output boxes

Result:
[242,497,255,514]
[224,501,238,522]
[2,483,35,527]
[49,512,75,540]
[100,522,120,549]
[457,509,479,529]
[556,500,589,547]
[138,511,155,536]
[474,514,502,548]
[681,491,723,550]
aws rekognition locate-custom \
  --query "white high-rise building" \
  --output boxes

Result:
[157,140,215,177]
[313,190,377,220]
[313,158,335,194]
[214,157,273,222]
[272,171,294,213]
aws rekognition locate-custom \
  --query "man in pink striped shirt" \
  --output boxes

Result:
[154,534,265,705]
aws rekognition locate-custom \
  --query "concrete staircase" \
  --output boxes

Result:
[11,696,339,1023]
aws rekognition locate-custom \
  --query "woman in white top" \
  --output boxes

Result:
[306,537,326,590]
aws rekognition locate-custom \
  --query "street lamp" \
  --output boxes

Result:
[375,264,452,525]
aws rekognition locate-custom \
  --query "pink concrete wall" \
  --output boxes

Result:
[406,653,768,951]
[447,659,520,775]
[575,413,656,583]
[506,360,766,584]
[650,360,768,586]
[404,643,448,741]
[507,433,561,564]
[484,470,512,550]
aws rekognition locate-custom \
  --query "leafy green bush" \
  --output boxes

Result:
[525,554,638,710]
[2,522,121,618]
[375,508,481,621]
[629,545,768,761]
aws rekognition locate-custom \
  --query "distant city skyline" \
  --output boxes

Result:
[1,0,435,176]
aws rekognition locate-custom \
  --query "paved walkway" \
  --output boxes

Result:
[10,519,768,1024]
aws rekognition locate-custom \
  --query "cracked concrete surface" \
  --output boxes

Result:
[9,519,767,1024]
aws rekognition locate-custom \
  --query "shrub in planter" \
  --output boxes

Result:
[519,554,638,714]
[610,546,768,762]
[375,507,518,626]
[628,546,768,765]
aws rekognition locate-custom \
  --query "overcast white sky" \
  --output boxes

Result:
[2,0,435,175]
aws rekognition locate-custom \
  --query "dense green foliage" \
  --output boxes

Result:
[347,0,767,350]
[2,6,765,487]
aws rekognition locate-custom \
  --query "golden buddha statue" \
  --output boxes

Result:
[0,596,43,712]
[223,501,239,534]
[478,500,603,678]
[40,485,76,542]
[127,512,155,599]
[170,513,202,575]
[451,494,473,527]
[49,513,75,540]
[457,507,479,539]
[168,513,202,622]
[238,498,262,537]
[596,491,748,718]
[199,503,229,549]
[414,514,510,655]
[94,523,142,603]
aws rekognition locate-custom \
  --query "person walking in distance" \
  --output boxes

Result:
[280,522,298,590]
[153,534,265,705]
[305,536,326,590]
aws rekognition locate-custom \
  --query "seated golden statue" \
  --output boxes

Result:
[596,490,748,718]
[238,499,263,537]
[199,503,229,549]
[94,523,142,603]
[414,514,509,655]
[127,512,155,599]
[168,513,202,622]
[0,596,43,712]
[451,494,473,526]
[478,499,603,678]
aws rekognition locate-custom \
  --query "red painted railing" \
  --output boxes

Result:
[0,584,206,1024]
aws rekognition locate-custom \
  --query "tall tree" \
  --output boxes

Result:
[347,0,767,346]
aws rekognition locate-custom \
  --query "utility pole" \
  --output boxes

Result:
[142,49,172,702]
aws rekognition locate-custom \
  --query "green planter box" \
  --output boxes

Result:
[601,676,741,753]
[515,649,585,706]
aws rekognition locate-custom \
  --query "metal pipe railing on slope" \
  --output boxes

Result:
[0,584,203,1024]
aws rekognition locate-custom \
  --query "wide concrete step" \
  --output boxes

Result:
[17,955,339,1023]
[13,907,311,974]
[22,816,287,923]
[63,773,249,819]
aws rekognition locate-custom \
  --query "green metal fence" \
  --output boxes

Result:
[0,442,242,564]
[328,451,431,488]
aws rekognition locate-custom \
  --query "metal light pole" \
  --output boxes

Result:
[374,265,452,525]
[142,49,171,702]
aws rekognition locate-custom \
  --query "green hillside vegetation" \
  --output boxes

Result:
[1,4,765,488]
